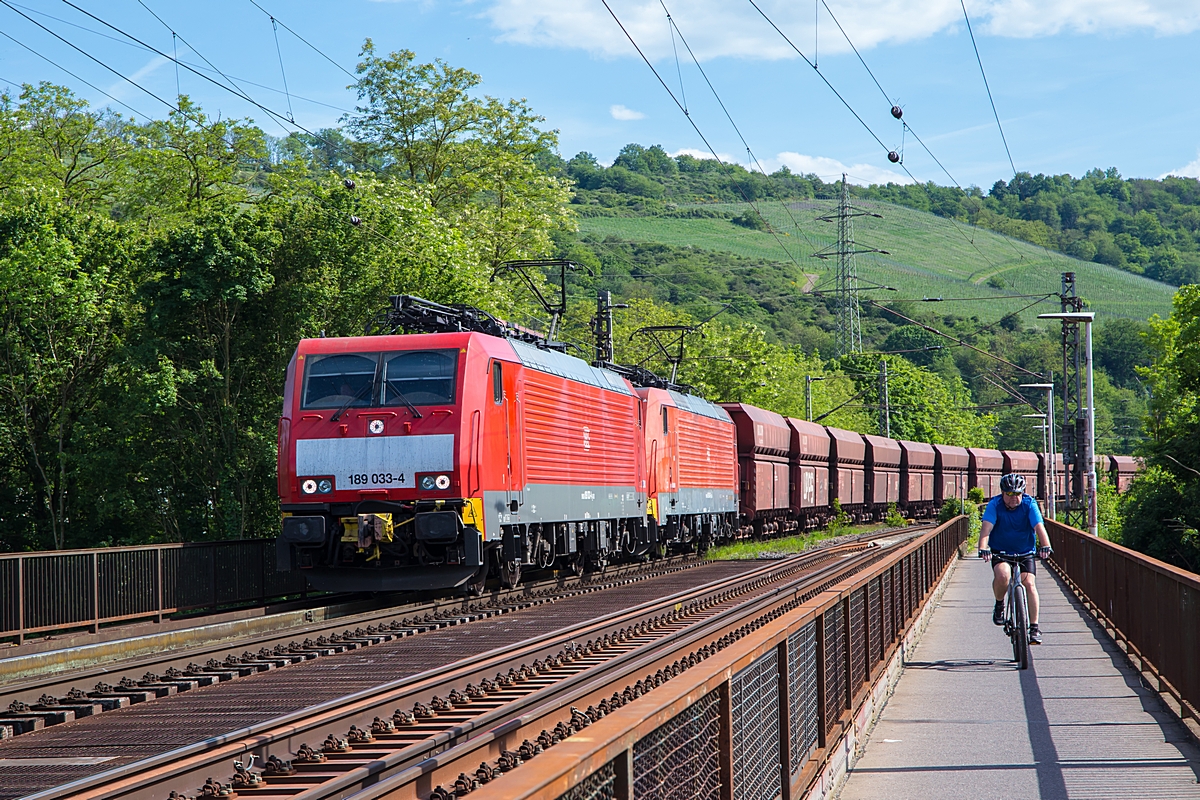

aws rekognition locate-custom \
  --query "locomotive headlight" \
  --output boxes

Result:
[318,479,333,493]
[435,474,450,490]
[301,479,318,495]
[420,475,437,491]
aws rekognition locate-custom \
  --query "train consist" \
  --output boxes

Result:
[275,295,1141,593]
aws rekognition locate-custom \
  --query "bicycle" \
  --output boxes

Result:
[983,550,1034,670]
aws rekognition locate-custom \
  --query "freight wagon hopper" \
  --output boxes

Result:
[863,434,901,520]
[1002,450,1041,505]
[933,444,970,508]
[898,440,936,519]
[276,331,647,593]
[1037,452,1066,506]
[722,404,792,536]
[787,418,831,530]
[826,427,867,522]
[639,388,738,549]
[969,447,1005,498]
[1108,455,1142,492]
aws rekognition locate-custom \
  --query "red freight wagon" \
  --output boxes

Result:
[969,448,1005,498]
[722,403,791,533]
[1108,455,1141,492]
[933,444,969,507]
[787,418,831,528]
[826,427,866,519]
[640,388,738,531]
[1002,450,1039,487]
[898,440,936,517]
[276,332,646,592]
[863,434,901,515]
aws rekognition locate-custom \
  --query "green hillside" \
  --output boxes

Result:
[579,199,1176,325]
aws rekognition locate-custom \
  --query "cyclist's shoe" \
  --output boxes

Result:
[1029,624,1042,645]
[992,600,1005,626]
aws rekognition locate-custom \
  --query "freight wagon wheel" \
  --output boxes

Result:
[500,558,522,589]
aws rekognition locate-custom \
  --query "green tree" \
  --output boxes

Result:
[0,197,133,549]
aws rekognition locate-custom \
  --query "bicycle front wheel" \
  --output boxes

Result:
[1012,583,1030,670]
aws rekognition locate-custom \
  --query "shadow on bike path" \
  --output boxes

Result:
[836,559,1200,800]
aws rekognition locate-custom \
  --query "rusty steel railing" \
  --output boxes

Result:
[464,516,968,800]
[1046,519,1200,723]
[0,540,312,645]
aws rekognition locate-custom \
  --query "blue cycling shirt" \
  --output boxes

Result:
[982,494,1044,554]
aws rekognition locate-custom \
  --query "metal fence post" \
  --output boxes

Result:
[718,679,735,800]
[777,638,793,800]
[155,548,164,623]
[92,551,100,633]
[17,555,24,646]
[613,747,633,800]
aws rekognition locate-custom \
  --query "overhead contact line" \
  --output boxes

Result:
[599,0,808,275]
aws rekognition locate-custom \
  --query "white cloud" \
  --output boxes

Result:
[766,152,912,185]
[669,146,740,163]
[482,1,1200,62]
[610,104,645,120]
[106,55,171,100]
[1161,152,1200,180]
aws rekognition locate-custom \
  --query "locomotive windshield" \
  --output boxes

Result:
[302,350,458,409]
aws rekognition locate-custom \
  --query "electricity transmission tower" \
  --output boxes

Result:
[1056,273,1091,530]
[813,175,886,356]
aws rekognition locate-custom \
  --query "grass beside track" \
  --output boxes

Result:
[707,523,893,560]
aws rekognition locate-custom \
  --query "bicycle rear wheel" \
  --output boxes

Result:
[1012,583,1030,670]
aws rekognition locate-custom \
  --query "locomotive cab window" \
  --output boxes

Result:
[301,349,459,410]
[302,353,378,409]
[382,349,458,406]
[492,360,503,404]
[662,407,669,434]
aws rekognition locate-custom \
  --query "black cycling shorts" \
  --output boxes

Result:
[991,552,1036,576]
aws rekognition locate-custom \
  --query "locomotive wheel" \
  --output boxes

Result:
[564,555,584,577]
[500,558,522,589]
[463,561,488,597]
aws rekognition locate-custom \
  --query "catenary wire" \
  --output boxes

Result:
[961,0,1016,177]
[658,0,820,252]
[0,26,150,118]
[599,0,808,274]
[246,0,358,82]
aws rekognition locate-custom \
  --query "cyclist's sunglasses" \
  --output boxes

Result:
[1003,491,1023,497]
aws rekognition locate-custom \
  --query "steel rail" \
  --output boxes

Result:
[335,542,909,800]
[460,518,966,800]
[25,532,915,800]
[0,555,700,710]
[37,532,921,800]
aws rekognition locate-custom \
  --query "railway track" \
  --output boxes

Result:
[3,527,927,800]
[0,556,703,724]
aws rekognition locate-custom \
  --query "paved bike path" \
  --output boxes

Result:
[836,559,1200,800]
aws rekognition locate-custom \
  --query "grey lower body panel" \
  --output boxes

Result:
[482,484,644,538]
[658,487,738,518]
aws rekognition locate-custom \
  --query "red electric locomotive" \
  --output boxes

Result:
[276,295,737,593]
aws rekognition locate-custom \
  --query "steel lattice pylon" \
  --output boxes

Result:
[813,175,885,356]
[1059,272,1089,529]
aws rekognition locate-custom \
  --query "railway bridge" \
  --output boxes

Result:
[0,517,1197,800]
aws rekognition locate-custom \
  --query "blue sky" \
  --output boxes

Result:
[1,0,1198,188]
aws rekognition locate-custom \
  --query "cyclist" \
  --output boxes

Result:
[977,473,1053,644]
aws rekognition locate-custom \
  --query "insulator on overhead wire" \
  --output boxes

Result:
[888,151,900,164]
[890,105,903,120]
[343,178,356,190]
[349,215,363,227]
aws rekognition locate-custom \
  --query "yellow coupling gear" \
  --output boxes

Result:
[357,513,394,548]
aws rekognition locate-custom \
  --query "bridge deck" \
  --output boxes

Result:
[838,558,1200,800]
